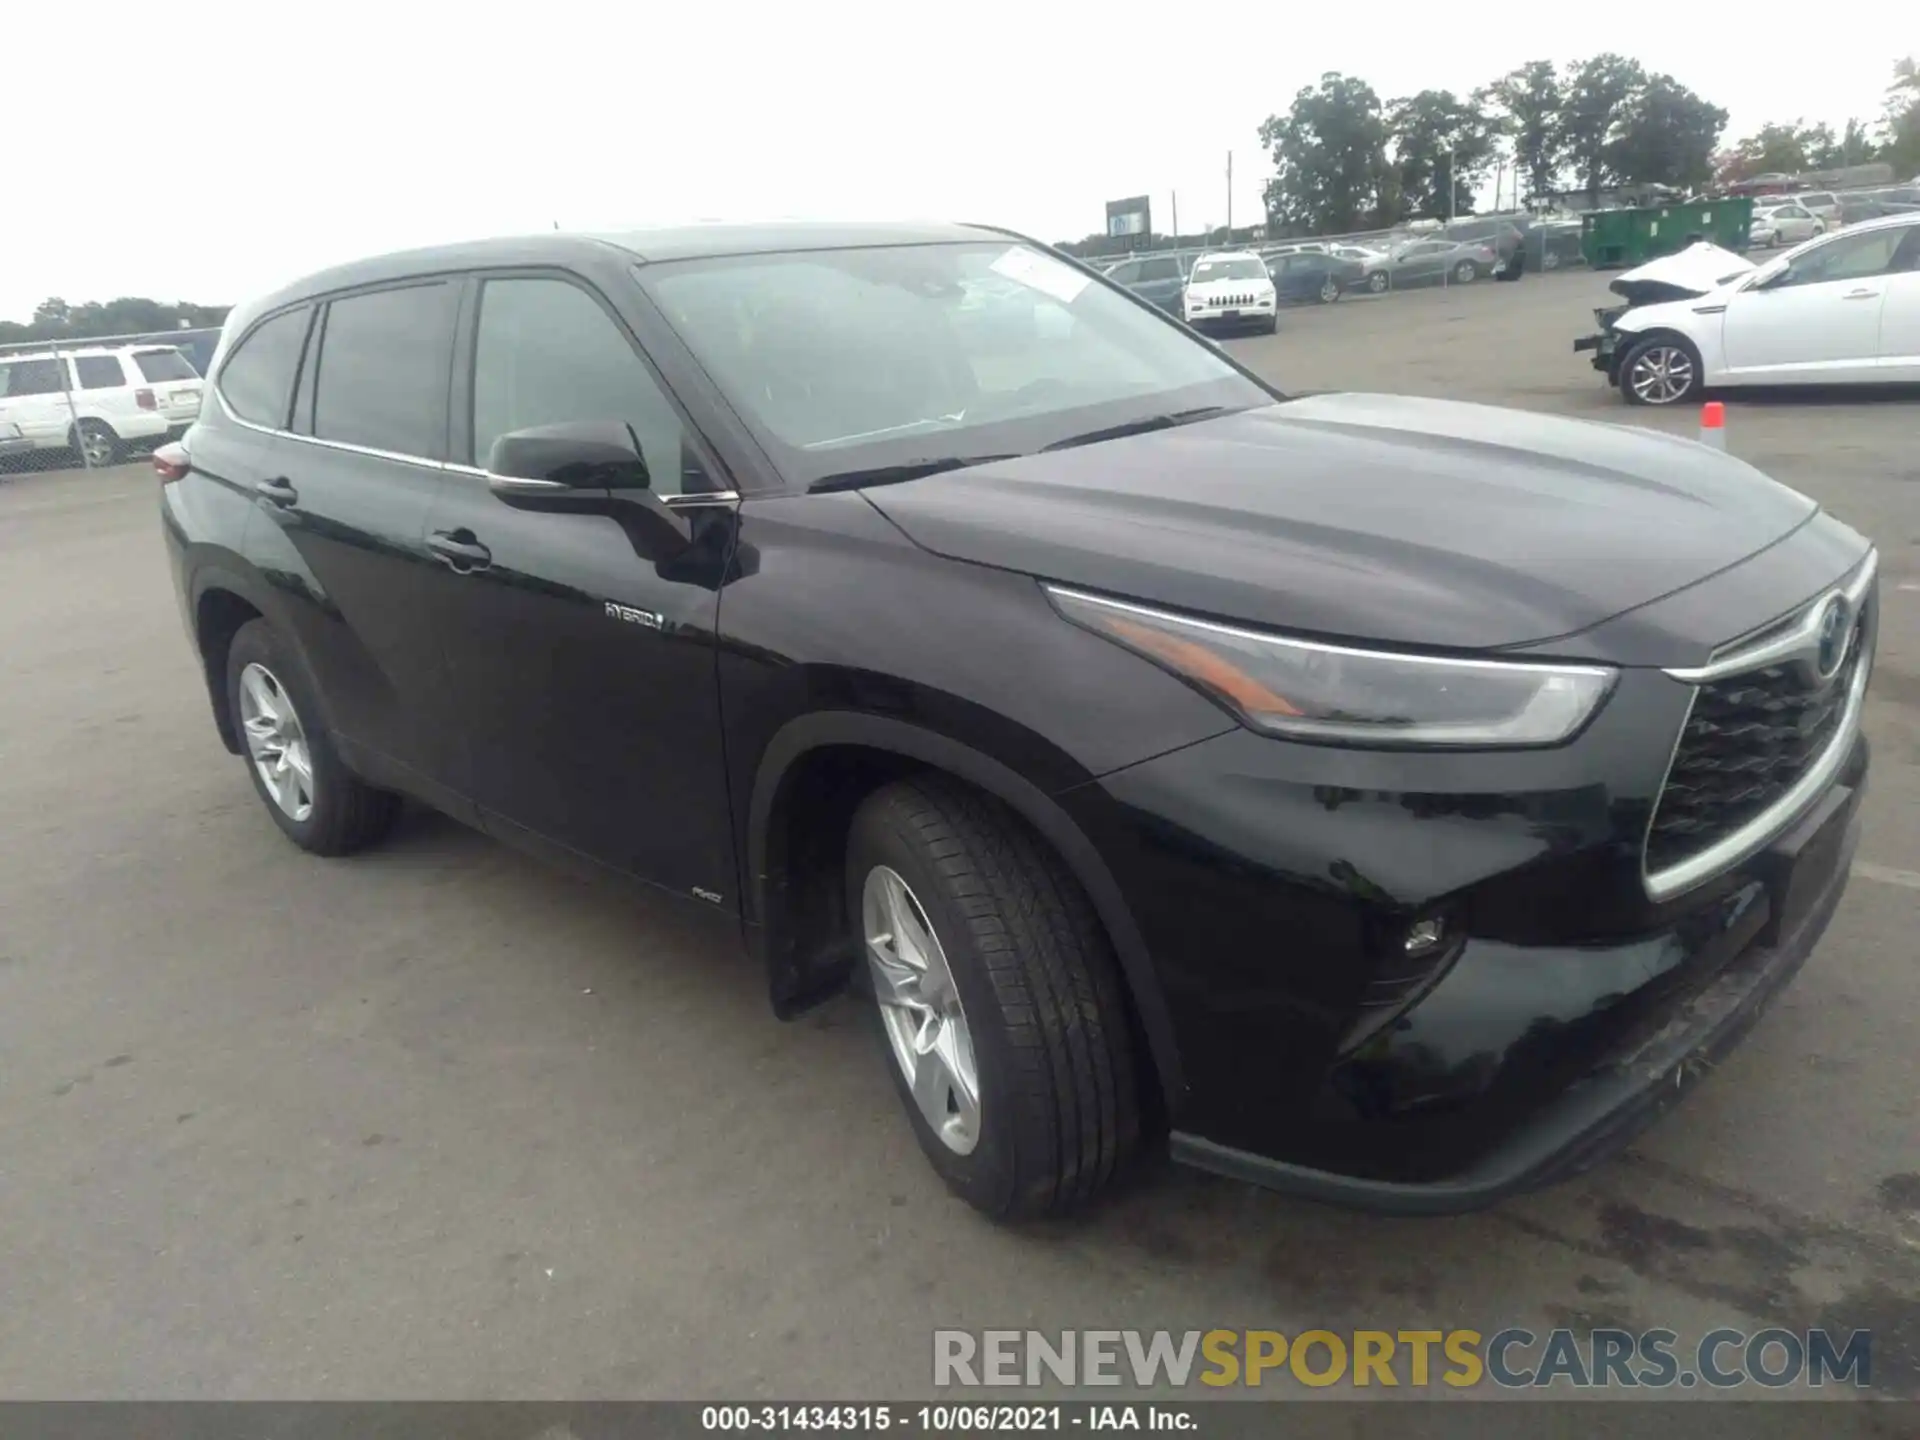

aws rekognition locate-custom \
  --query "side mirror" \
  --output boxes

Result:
[485,419,693,559]
[486,420,651,503]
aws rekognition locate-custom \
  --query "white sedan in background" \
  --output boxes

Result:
[1595,214,1920,405]
[1750,203,1825,248]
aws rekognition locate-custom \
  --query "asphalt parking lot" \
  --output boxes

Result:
[2,268,1917,1409]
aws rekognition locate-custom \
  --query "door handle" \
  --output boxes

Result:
[254,476,298,506]
[1843,289,1880,300]
[427,529,492,572]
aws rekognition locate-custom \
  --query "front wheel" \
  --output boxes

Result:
[1619,335,1705,407]
[848,777,1141,1220]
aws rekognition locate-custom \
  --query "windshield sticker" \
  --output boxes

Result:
[991,247,1090,305]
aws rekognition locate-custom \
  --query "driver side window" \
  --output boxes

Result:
[1775,229,1906,289]
[471,276,703,495]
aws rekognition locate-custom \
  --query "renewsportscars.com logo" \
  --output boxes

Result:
[933,1328,1874,1391]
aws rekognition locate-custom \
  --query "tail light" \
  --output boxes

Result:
[135,388,157,411]
[153,440,190,483]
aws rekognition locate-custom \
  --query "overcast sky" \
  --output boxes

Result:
[3,1,1910,322]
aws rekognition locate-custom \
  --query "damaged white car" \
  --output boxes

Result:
[1574,215,1920,405]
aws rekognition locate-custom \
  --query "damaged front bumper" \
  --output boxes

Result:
[1574,304,1631,373]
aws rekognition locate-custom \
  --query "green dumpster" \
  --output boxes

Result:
[1580,198,1753,269]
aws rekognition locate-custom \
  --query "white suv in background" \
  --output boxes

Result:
[0,344,203,467]
[1182,251,1278,334]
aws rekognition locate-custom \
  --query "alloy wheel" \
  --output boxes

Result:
[863,864,981,1155]
[1627,345,1696,405]
[78,424,115,467]
[238,661,315,822]
[1319,278,1338,302]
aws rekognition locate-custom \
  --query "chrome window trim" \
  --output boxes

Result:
[1663,551,1877,684]
[218,394,738,504]
[1643,551,1877,903]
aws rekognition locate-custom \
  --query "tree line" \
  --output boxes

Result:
[1259,52,1919,237]
[1,296,230,345]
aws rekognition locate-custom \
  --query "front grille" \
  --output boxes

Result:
[1646,619,1864,873]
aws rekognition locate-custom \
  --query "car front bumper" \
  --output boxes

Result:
[1059,645,1872,1213]
[1186,302,1275,330]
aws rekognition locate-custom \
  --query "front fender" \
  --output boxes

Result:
[747,709,1186,1109]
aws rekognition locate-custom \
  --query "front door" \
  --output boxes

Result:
[418,272,738,906]
[1720,226,1908,381]
[0,355,74,451]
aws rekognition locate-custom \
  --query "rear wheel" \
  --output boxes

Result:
[1619,335,1704,407]
[1453,260,1478,283]
[1541,251,1561,271]
[848,777,1141,1220]
[1318,277,1341,304]
[225,619,400,855]
[1367,271,1389,293]
[72,419,120,467]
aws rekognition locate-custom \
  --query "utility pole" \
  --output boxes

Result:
[1447,146,1456,221]
[1226,152,1234,236]
[1171,192,1179,246]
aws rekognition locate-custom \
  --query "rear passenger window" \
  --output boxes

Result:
[74,356,127,390]
[312,283,457,458]
[471,277,703,496]
[133,349,196,382]
[219,307,311,428]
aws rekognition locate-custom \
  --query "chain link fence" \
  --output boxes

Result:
[0,327,222,479]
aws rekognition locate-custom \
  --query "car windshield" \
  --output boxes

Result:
[637,241,1270,486]
[1189,257,1267,282]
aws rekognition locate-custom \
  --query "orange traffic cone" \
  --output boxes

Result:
[1699,401,1726,451]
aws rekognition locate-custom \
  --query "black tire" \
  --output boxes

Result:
[72,418,121,467]
[224,618,400,855]
[846,776,1141,1220]
[1617,334,1705,407]
[1263,313,1279,334]
[1367,271,1389,293]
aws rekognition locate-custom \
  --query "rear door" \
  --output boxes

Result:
[415,270,738,901]
[1721,226,1906,381]
[246,279,467,799]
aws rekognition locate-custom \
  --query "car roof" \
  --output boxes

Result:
[1192,250,1262,262]
[1,343,185,360]
[234,220,1019,322]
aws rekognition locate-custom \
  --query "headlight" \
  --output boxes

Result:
[1047,587,1616,748]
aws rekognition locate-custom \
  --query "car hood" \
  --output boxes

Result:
[1609,243,1755,305]
[863,394,1818,653]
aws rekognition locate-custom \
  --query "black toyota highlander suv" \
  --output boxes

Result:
[159,221,1875,1221]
